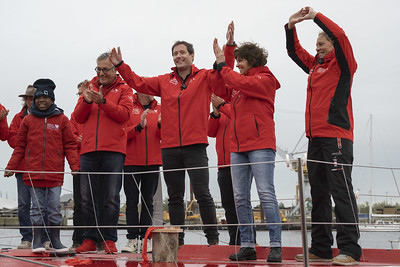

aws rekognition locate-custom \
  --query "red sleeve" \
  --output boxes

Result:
[73,97,92,124]
[117,62,162,96]
[314,12,357,73]
[219,103,232,119]
[8,113,21,148]
[285,24,315,74]
[219,67,280,100]
[62,117,80,171]
[225,44,236,69]
[69,112,81,150]
[6,117,28,170]
[99,85,133,123]
[207,114,220,138]
[0,104,9,141]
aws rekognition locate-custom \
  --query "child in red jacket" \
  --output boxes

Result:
[5,79,79,253]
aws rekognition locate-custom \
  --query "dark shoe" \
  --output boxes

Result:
[229,247,257,261]
[207,238,219,246]
[267,247,282,262]
[32,227,45,254]
[49,227,68,252]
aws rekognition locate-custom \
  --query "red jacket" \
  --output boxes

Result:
[8,106,29,174]
[0,104,9,141]
[117,63,215,149]
[73,76,133,155]
[213,62,280,153]
[70,111,84,170]
[125,94,161,166]
[285,13,356,141]
[6,112,79,187]
[207,104,231,168]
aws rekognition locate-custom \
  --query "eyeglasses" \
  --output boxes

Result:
[95,66,115,74]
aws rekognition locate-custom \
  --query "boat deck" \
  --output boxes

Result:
[1,245,399,266]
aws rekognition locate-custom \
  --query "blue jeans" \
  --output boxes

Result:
[29,186,62,226]
[16,173,32,241]
[80,151,124,242]
[231,149,281,248]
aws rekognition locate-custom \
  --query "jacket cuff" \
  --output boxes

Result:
[115,60,124,67]
[216,62,227,72]
[135,123,143,133]
[210,112,220,119]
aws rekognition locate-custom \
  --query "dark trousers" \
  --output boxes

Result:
[307,137,362,261]
[80,151,124,242]
[72,173,84,244]
[217,167,240,245]
[123,165,160,240]
[162,144,219,244]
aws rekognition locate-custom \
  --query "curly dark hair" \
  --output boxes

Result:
[234,42,268,67]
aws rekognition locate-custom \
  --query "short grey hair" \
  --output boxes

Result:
[97,52,110,62]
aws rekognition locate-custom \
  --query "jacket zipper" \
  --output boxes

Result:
[254,115,259,136]
[42,117,47,180]
[178,90,183,147]
[223,119,229,164]
[145,125,148,165]
[308,64,318,138]
[233,96,240,152]
[95,109,100,150]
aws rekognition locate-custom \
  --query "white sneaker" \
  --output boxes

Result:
[17,241,32,249]
[121,238,140,253]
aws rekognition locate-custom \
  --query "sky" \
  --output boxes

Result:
[0,0,399,207]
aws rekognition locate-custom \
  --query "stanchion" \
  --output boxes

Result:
[297,157,309,267]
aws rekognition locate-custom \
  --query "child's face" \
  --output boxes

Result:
[35,96,53,111]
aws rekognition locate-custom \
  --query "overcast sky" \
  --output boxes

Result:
[0,0,399,207]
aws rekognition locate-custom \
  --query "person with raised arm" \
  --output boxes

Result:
[0,103,9,141]
[285,7,361,265]
[212,34,282,262]
[73,52,133,254]
[108,22,235,247]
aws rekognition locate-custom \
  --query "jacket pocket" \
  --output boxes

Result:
[254,115,260,137]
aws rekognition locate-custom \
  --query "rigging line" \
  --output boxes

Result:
[86,172,108,252]
[0,253,57,267]
[27,172,54,258]
[291,131,306,154]
[391,169,400,196]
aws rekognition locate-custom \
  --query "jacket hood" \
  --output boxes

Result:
[247,66,281,90]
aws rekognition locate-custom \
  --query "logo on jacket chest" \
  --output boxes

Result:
[47,123,60,131]
[132,107,141,114]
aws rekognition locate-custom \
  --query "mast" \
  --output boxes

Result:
[368,114,373,224]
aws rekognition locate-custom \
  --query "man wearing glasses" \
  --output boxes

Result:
[73,52,133,254]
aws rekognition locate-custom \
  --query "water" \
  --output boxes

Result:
[0,228,398,250]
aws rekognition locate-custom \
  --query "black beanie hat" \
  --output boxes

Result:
[33,79,56,102]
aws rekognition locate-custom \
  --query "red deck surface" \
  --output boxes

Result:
[0,245,399,266]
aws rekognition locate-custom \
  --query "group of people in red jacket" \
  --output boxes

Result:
[1,6,361,265]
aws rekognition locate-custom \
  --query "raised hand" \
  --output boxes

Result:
[82,83,93,103]
[140,109,150,128]
[0,108,9,120]
[288,8,306,29]
[301,6,317,20]
[110,47,123,66]
[213,38,225,64]
[211,93,225,108]
[226,21,235,45]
